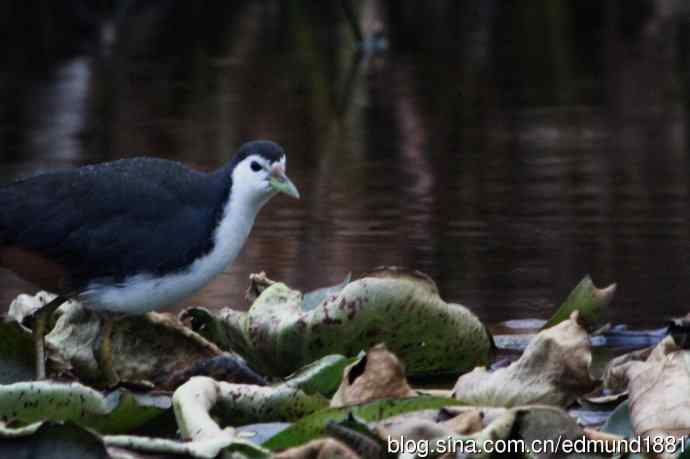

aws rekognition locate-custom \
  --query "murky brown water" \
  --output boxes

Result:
[1,2,689,328]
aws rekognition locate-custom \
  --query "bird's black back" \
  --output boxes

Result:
[0,157,232,293]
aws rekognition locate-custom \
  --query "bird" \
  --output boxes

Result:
[0,140,299,385]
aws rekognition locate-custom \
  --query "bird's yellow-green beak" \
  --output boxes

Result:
[269,164,300,199]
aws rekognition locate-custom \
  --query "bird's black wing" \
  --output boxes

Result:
[0,158,229,292]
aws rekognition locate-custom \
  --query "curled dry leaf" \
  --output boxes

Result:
[272,438,362,459]
[7,291,75,325]
[436,406,510,432]
[374,409,450,434]
[377,408,517,459]
[623,335,690,459]
[453,312,597,407]
[245,271,277,304]
[378,418,452,455]
[184,267,491,377]
[376,405,582,459]
[373,407,508,459]
[330,344,415,407]
[440,408,485,435]
[602,345,654,392]
[30,296,256,389]
[513,405,586,459]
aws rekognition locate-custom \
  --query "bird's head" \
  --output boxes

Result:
[229,140,300,208]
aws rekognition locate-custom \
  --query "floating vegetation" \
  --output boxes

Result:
[1,269,685,458]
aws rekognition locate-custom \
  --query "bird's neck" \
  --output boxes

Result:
[210,183,268,269]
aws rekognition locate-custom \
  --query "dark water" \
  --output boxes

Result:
[1,1,689,328]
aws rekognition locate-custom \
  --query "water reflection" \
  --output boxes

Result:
[30,58,90,164]
[1,1,689,328]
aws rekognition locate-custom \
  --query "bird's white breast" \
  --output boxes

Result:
[81,182,262,314]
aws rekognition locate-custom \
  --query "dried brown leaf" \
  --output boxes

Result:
[625,335,690,459]
[453,312,596,407]
[330,344,415,407]
[272,438,362,459]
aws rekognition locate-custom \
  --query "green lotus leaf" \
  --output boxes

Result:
[0,381,170,434]
[282,354,354,396]
[187,267,491,377]
[263,396,463,450]
[542,275,616,330]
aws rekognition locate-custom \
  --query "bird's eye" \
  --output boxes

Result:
[250,161,262,172]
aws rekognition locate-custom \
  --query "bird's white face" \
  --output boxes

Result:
[231,154,300,208]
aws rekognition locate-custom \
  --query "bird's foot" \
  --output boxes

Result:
[32,314,47,380]
[28,295,67,380]
[95,316,120,388]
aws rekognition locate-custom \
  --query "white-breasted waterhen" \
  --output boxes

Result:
[0,140,299,385]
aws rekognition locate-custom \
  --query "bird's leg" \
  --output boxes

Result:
[30,295,67,380]
[94,312,120,387]
[33,316,46,380]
